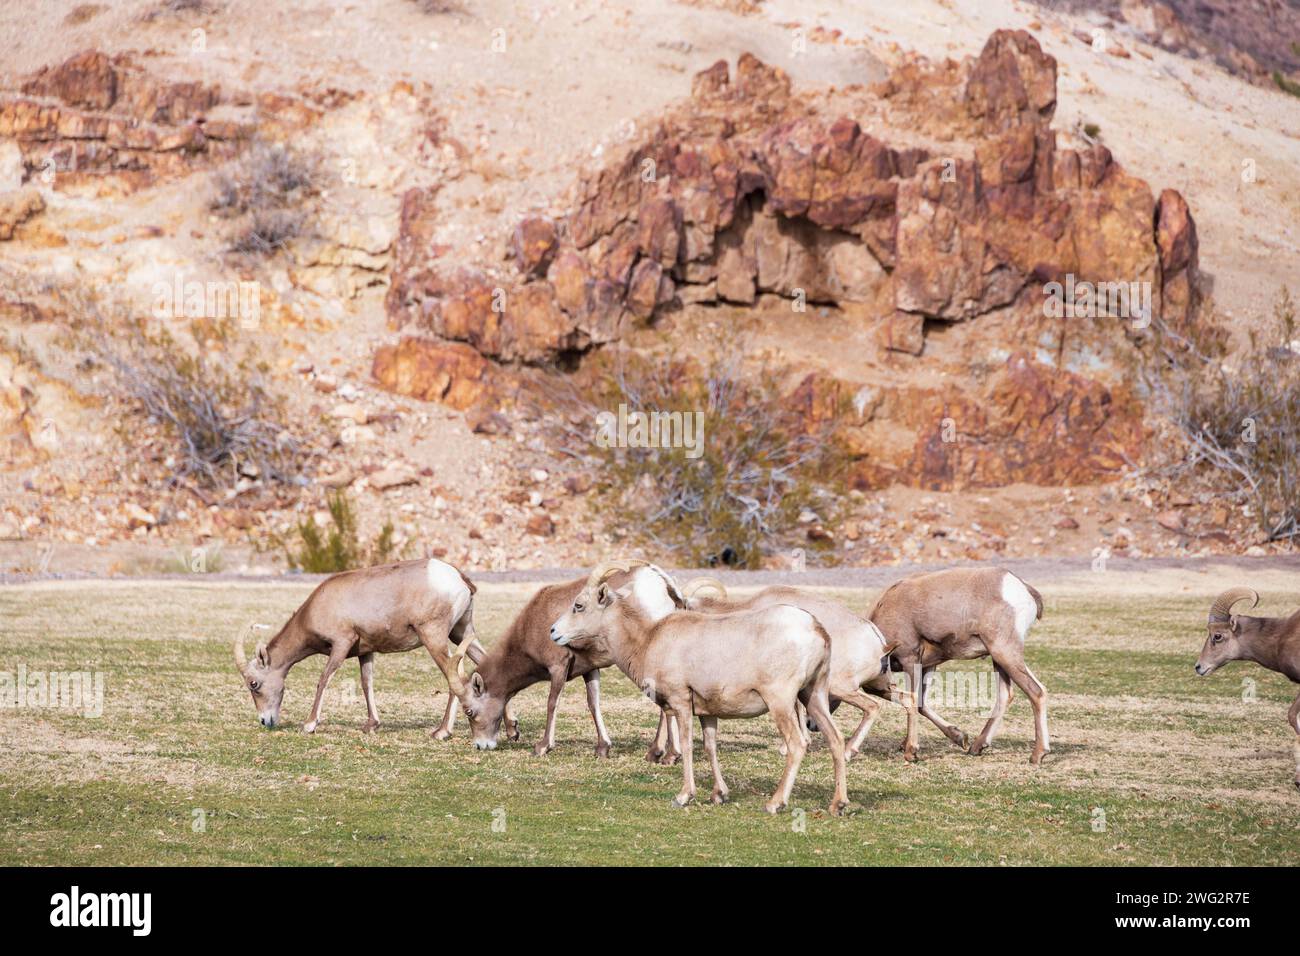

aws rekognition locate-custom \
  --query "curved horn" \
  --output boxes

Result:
[584,558,649,591]
[444,650,470,698]
[1208,587,1259,623]
[683,577,728,601]
[232,630,248,672]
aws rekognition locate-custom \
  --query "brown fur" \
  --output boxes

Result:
[870,566,1050,764]
[460,571,648,757]
[553,570,850,815]
[232,558,495,737]
[1196,588,1300,790]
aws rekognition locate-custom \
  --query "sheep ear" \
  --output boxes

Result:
[255,642,270,667]
[1229,615,1243,634]
[597,583,615,607]
[470,672,485,694]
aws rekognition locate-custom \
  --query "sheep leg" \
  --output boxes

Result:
[431,693,459,740]
[765,699,807,814]
[303,642,350,734]
[700,716,728,804]
[804,687,849,815]
[917,664,971,751]
[414,618,461,740]
[503,699,521,741]
[646,709,670,763]
[968,666,1013,756]
[661,711,682,765]
[837,688,883,761]
[1288,691,1300,791]
[359,652,380,733]
[989,645,1050,764]
[534,666,566,756]
[669,699,696,807]
[583,670,613,758]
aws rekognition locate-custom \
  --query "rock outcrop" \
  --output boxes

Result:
[0,49,324,193]
[377,30,1203,491]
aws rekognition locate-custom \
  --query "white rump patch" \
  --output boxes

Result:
[629,566,681,623]
[426,558,472,621]
[1001,573,1037,642]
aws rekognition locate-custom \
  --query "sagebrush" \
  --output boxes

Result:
[282,491,402,573]
[1148,289,1300,542]
[546,348,845,568]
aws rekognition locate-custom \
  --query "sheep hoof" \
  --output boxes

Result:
[1030,748,1048,765]
[533,743,553,757]
[301,721,317,735]
[957,732,971,751]
[763,799,786,815]
[430,727,452,741]
[505,722,521,742]
[844,747,859,763]
[658,752,680,766]
[673,792,695,808]
[594,742,611,758]
[828,800,848,817]
[361,719,380,734]
[968,740,986,756]
[903,746,919,763]
[645,747,663,763]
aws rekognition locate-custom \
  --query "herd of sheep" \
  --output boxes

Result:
[231,558,1300,811]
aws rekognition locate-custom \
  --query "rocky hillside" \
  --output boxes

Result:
[1,0,1298,576]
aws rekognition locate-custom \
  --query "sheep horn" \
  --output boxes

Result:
[683,577,727,600]
[447,651,471,698]
[585,558,648,591]
[1208,587,1259,623]
[232,631,248,672]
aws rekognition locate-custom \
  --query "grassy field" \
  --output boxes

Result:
[0,576,1297,866]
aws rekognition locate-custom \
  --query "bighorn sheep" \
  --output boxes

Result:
[870,567,1049,764]
[551,561,850,815]
[681,578,913,761]
[455,564,687,759]
[232,557,513,737]
[1196,587,1300,790]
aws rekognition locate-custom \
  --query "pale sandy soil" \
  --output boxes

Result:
[2,0,1299,574]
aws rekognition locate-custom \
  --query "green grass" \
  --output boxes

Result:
[0,582,1296,865]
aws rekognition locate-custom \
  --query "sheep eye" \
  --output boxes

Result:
[249,680,261,691]
[574,603,584,612]
[1211,635,1223,644]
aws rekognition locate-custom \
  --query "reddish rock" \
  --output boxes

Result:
[965,30,1057,130]
[512,216,558,276]
[371,337,496,410]
[22,50,118,110]
[525,513,555,537]
[1155,188,1199,330]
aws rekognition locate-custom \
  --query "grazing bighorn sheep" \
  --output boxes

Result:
[551,561,850,815]
[680,578,913,761]
[1195,587,1300,790]
[870,567,1049,764]
[232,557,511,736]
[455,564,687,759]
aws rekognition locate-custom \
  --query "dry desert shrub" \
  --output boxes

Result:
[1148,288,1300,542]
[209,140,320,257]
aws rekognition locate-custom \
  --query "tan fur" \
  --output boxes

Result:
[687,585,915,762]
[230,558,511,736]
[1196,588,1300,790]
[870,566,1050,764]
[552,568,849,815]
